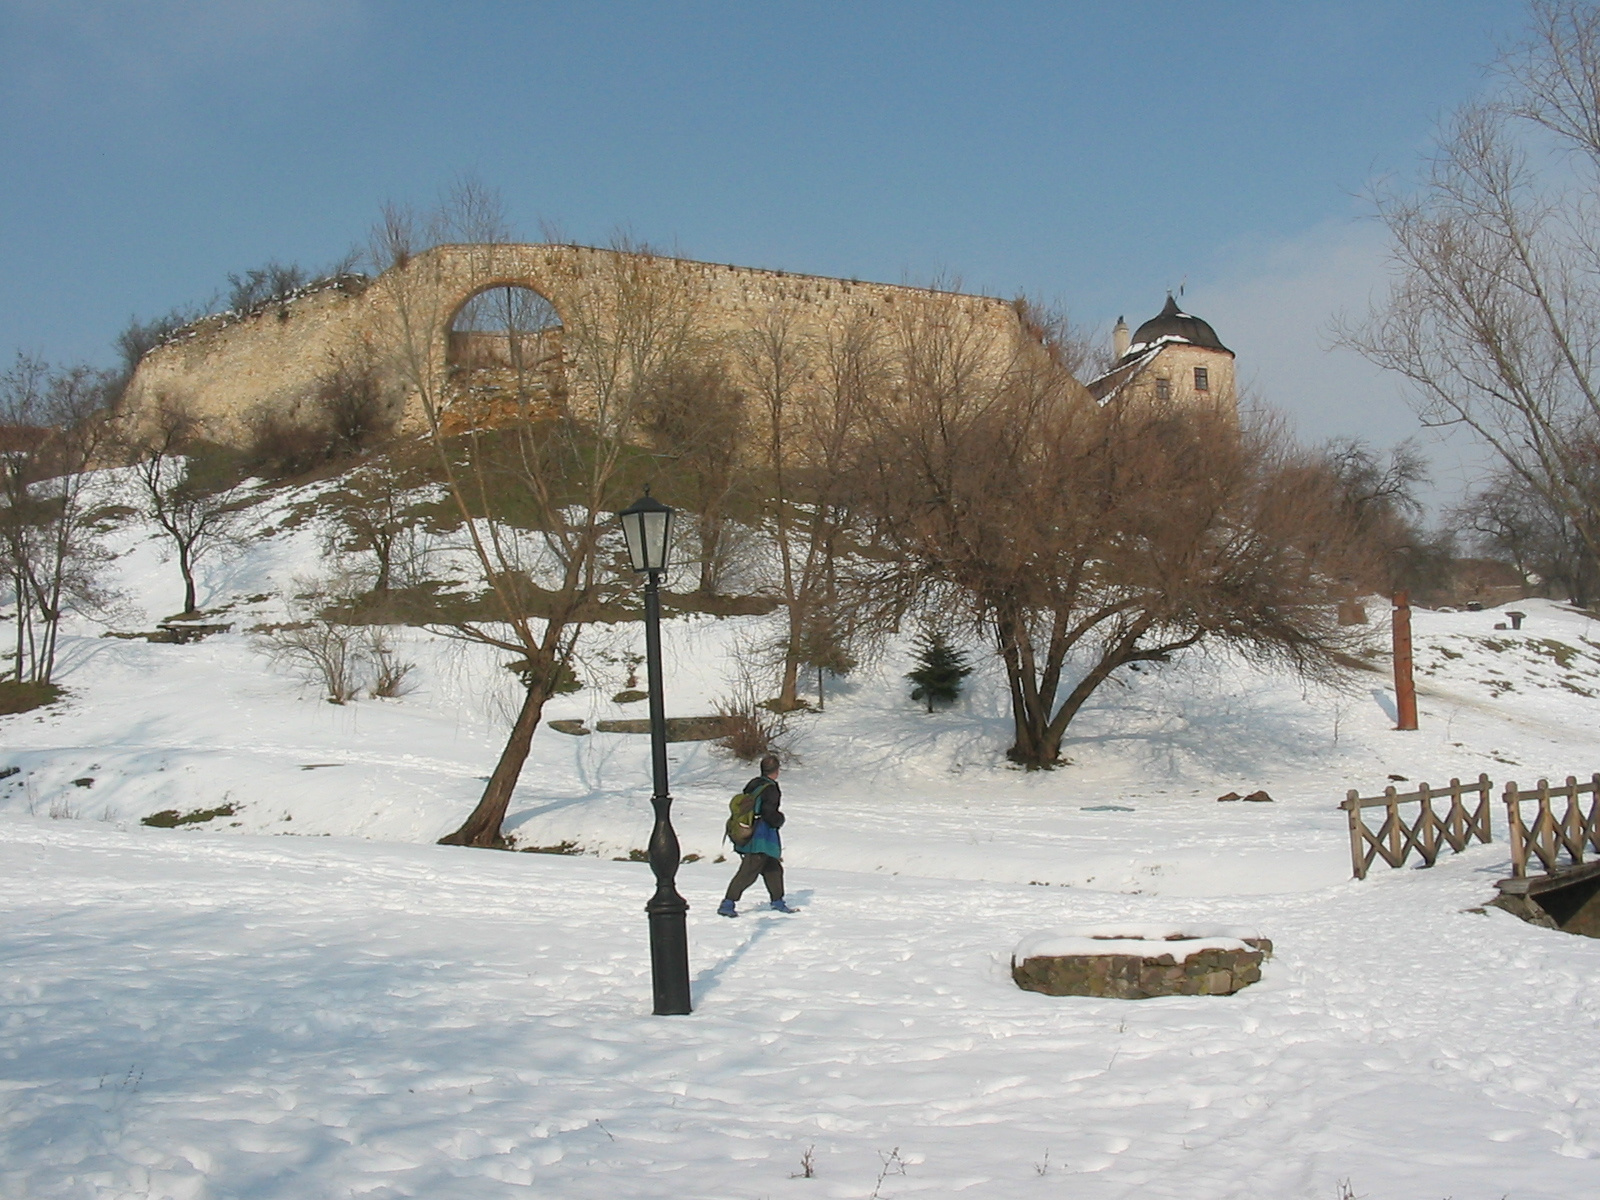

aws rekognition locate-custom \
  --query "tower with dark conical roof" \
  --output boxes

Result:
[1086,294,1236,410]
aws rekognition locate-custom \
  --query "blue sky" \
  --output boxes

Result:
[1,1,1525,505]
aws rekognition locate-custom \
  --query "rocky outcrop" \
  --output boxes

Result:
[1012,928,1272,1000]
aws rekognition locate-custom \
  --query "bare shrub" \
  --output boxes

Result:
[316,348,394,455]
[714,671,789,762]
[265,618,366,704]
[365,626,416,698]
[227,260,310,316]
[246,407,337,478]
[260,578,373,704]
[114,308,204,394]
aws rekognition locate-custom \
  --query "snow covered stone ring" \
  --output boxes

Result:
[1011,926,1272,1000]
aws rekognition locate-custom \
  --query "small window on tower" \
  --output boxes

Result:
[1194,366,1210,391]
[1155,377,1172,401]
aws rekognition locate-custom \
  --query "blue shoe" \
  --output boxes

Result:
[770,898,797,913]
[717,899,737,918]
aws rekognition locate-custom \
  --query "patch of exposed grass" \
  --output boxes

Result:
[505,658,582,694]
[663,591,783,618]
[519,840,581,855]
[0,681,63,715]
[1529,637,1582,669]
[141,803,238,828]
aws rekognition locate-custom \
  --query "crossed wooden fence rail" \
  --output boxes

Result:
[1503,776,1600,879]
[1341,775,1493,880]
[1341,771,1600,880]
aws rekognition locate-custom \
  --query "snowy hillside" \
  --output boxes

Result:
[4,472,1600,1198]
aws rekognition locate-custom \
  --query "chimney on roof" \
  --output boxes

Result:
[1113,316,1130,360]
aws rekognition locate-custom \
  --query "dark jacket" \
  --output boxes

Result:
[744,775,783,828]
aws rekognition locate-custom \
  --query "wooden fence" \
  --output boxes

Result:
[1340,775,1494,880]
[1503,776,1600,878]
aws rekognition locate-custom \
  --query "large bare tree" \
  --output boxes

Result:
[371,188,705,847]
[863,303,1365,768]
[1343,1,1600,599]
[737,306,890,708]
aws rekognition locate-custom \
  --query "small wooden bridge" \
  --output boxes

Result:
[1494,776,1600,934]
[1341,773,1600,934]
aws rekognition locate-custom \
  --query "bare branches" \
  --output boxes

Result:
[126,399,248,617]
[861,310,1359,767]
[1343,4,1600,593]
[0,355,119,683]
[370,192,708,846]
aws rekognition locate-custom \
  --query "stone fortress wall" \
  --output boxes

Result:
[123,243,1035,445]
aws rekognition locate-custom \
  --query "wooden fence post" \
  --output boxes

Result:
[1504,780,1526,878]
[1418,781,1438,865]
[1590,774,1600,858]
[1384,786,1402,865]
[1345,790,1366,880]
[1473,773,1492,843]
[1537,779,1554,872]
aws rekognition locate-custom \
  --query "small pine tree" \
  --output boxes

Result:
[906,629,972,713]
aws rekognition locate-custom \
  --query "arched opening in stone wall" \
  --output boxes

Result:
[445,284,564,426]
[448,284,562,370]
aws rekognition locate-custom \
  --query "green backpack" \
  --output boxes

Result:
[725,779,773,847]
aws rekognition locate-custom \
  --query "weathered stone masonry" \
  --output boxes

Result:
[123,243,1031,444]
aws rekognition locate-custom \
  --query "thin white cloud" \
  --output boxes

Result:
[1183,217,1493,515]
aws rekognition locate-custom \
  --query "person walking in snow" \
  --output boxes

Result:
[718,754,796,916]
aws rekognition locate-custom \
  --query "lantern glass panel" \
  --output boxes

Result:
[619,496,674,572]
[640,508,671,571]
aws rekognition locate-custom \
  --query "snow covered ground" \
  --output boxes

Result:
[4,477,1600,1198]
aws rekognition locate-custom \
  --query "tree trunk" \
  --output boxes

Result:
[374,539,393,594]
[776,601,803,709]
[995,611,1057,769]
[439,682,549,847]
[179,543,198,615]
[698,511,722,595]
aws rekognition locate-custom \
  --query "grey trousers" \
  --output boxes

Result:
[725,852,784,902]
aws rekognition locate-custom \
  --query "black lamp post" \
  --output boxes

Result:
[617,490,691,1015]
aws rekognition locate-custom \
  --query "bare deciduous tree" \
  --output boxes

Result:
[863,305,1366,768]
[323,453,433,598]
[641,358,746,595]
[1316,437,1453,594]
[126,401,247,617]
[738,307,888,709]
[1450,461,1596,597]
[0,355,117,685]
[1341,1,1600,598]
[372,185,705,847]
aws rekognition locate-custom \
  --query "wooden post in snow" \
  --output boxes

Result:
[1392,590,1418,731]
